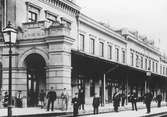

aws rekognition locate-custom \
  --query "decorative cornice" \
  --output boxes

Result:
[39,0,80,15]
[25,1,42,10]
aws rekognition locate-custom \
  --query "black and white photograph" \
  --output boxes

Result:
[0,0,167,117]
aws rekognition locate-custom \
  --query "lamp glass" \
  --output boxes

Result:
[3,26,17,44]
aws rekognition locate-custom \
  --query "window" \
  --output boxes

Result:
[145,58,147,70]
[108,45,112,59]
[163,66,165,75]
[141,56,143,68]
[26,2,42,22]
[99,42,104,57]
[28,11,37,22]
[122,50,126,63]
[152,61,154,72]
[90,38,95,54]
[166,68,167,76]
[115,48,119,62]
[136,55,139,67]
[156,63,158,73]
[79,34,85,51]
[130,52,134,66]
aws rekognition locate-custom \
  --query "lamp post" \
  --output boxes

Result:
[145,68,151,93]
[2,21,17,117]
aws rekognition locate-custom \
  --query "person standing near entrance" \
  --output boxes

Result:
[144,89,153,113]
[39,89,46,109]
[156,91,162,108]
[121,92,126,107]
[130,90,138,111]
[72,93,79,117]
[113,88,121,112]
[78,88,85,110]
[92,93,100,114]
[46,87,57,111]
[16,90,23,108]
[61,88,69,110]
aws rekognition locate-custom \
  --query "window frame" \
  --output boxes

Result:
[122,50,126,64]
[90,38,95,54]
[108,44,112,60]
[99,41,104,57]
[79,34,85,51]
[115,48,119,62]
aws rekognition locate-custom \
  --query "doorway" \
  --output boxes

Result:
[24,53,46,107]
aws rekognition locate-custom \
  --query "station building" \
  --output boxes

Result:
[0,0,167,108]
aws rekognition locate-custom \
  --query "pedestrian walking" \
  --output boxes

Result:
[144,89,153,113]
[61,88,69,110]
[78,88,85,110]
[130,90,138,111]
[46,87,57,111]
[113,88,121,112]
[156,91,162,108]
[16,90,23,108]
[72,93,79,117]
[39,89,46,109]
[92,93,100,114]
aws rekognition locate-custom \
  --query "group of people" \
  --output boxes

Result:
[0,87,164,116]
[112,88,163,114]
[0,91,23,108]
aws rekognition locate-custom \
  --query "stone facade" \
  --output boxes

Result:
[0,0,167,108]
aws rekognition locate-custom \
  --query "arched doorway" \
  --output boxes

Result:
[24,53,46,107]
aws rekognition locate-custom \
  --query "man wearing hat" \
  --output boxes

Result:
[92,93,100,114]
[72,93,79,116]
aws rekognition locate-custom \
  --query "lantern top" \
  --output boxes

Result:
[3,22,17,33]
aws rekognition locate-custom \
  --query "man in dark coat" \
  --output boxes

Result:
[46,87,57,111]
[72,93,79,117]
[144,89,153,113]
[92,93,100,114]
[113,88,121,112]
[130,90,138,111]
[78,88,85,110]
[156,92,162,108]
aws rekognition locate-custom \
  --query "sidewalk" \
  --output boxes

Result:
[78,101,167,116]
[82,106,167,117]
[0,101,166,117]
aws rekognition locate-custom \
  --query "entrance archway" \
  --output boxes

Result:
[24,53,46,107]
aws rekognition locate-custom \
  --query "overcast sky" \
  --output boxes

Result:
[76,0,167,54]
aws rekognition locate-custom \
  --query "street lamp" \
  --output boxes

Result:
[2,21,17,117]
[145,67,151,93]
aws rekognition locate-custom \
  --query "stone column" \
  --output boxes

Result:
[46,23,74,109]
